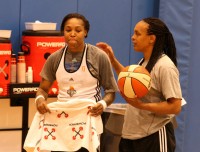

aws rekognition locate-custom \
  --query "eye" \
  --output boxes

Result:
[64,26,72,32]
[65,28,71,32]
[135,31,140,36]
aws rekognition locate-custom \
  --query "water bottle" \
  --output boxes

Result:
[17,52,26,83]
[10,54,17,83]
[27,66,33,83]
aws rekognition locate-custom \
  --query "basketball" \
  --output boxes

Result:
[117,64,151,98]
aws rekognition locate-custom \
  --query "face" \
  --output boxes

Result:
[63,18,87,52]
[131,21,153,53]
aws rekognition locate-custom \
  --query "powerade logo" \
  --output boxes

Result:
[13,87,38,94]
[0,51,11,55]
[37,42,65,47]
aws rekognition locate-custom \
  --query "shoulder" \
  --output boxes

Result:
[43,47,64,72]
[40,47,64,82]
[153,54,179,75]
[87,44,109,62]
[87,43,109,59]
[156,54,176,69]
[47,47,64,61]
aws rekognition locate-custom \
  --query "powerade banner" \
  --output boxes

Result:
[9,83,39,97]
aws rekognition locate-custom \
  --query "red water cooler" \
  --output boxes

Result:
[21,30,65,95]
[0,38,11,96]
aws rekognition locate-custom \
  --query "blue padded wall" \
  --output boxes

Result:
[159,0,200,152]
[0,0,21,53]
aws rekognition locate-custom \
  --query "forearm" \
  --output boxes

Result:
[35,79,53,114]
[111,57,125,75]
[125,96,182,115]
[130,98,182,115]
[35,78,53,101]
[36,88,48,100]
[102,92,116,107]
[142,101,181,115]
[89,92,115,117]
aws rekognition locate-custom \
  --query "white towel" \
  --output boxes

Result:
[24,99,103,152]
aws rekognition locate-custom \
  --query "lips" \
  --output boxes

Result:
[69,39,76,41]
[68,39,77,43]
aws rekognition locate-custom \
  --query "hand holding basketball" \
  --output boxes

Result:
[117,65,151,98]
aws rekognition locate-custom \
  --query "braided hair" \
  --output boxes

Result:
[142,17,177,73]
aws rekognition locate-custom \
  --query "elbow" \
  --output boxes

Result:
[174,106,182,115]
[168,98,182,115]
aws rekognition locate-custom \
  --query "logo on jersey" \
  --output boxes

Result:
[82,66,86,72]
[67,86,76,97]
[69,78,74,82]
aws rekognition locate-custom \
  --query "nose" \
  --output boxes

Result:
[131,34,135,41]
[70,31,76,37]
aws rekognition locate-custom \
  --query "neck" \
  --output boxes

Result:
[67,43,85,54]
[143,47,153,61]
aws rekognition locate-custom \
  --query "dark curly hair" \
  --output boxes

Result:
[60,13,90,38]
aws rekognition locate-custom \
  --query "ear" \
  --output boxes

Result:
[84,30,88,37]
[149,35,156,44]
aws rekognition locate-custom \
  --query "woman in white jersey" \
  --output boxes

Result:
[34,13,118,152]
[97,17,182,152]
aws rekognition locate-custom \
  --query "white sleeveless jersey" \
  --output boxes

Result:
[56,44,101,102]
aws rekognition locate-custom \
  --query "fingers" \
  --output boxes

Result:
[96,42,114,59]
[89,103,104,117]
[36,101,51,114]
[96,42,108,48]
[42,105,51,114]
[96,42,110,51]
[38,107,50,114]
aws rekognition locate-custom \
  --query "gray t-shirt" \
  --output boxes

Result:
[122,54,182,139]
[40,43,118,94]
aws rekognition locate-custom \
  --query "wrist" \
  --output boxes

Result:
[35,95,45,104]
[110,56,116,64]
[98,100,107,110]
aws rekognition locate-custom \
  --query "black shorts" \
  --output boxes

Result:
[52,147,89,152]
[52,147,99,152]
[119,122,175,152]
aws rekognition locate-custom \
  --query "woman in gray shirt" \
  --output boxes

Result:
[97,17,182,152]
